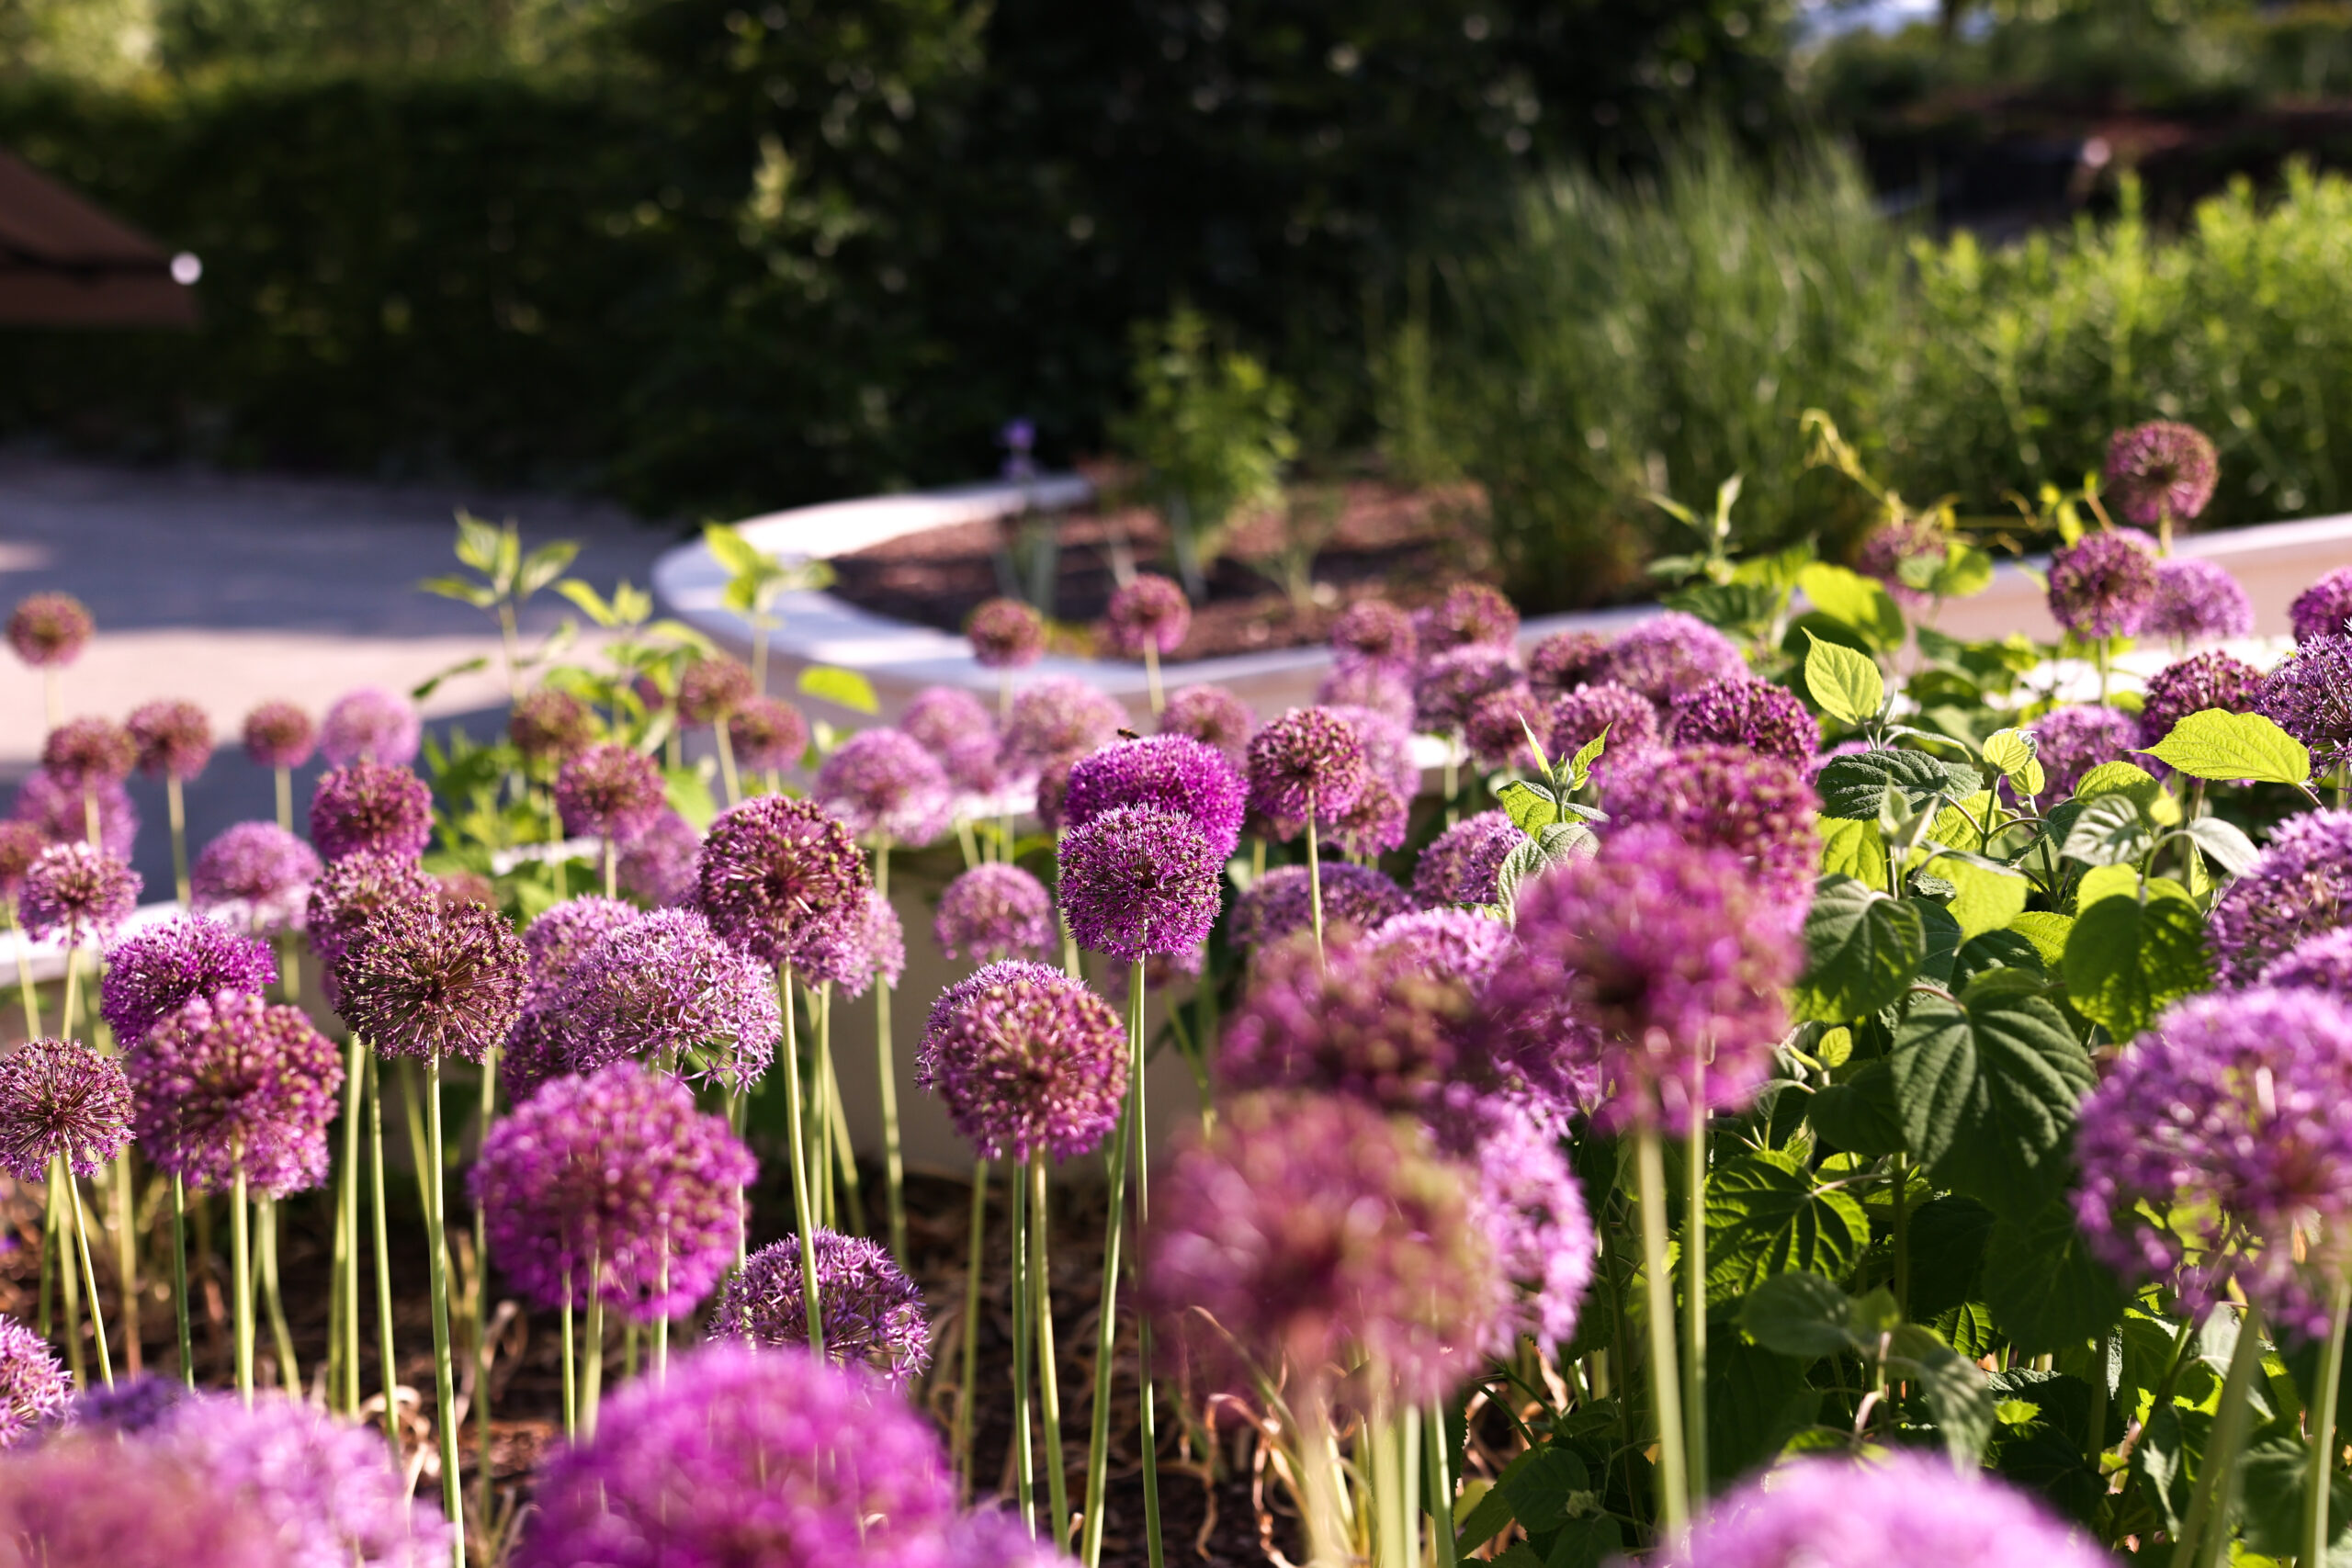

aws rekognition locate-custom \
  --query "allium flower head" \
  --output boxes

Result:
[712,1233,931,1385]
[1412,644,1521,735]
[190,822,321,937]
[1656,1450,2109,1568]
[554,743,667,845]
[2259,633,2352,775]
[1367,908,1514,994]
[2291,566,2352,644]
[917,960,1126,1163]
[17,842,140,944]
[9,770,135,858]
[2047,529,2158,639]
[729,694,811,773]
[302,852,437,978]
[1316,660,1415,730]
[126,699,212,782]
[1418,582,1519,655]
[1603,743,1818,911]
[935,863,1053,963]
[1062,734,1246,858]
[507,688,596,763]
[1330,774,1409,857]
[1668,676,1817,763]
[2105,419,2219,529]
[1059,805,1224,964]
[775,885,903,998]
[693,795,868,970]
[1855,515,1950,607]
[240,701,316,770]
[6,592,92,669]
[0,1039,130,1179]
[1246,706,1368,825]
[0,821,42,903]
[0,1317,68,1448]
[1159,682,1255,761]
[99,915,276,1044]
[2207,809,2352,985]
[1002,677,1126,769]
[513,1345,953,1568]
[1219,933,1469,1113]
[40,716,135,790]
[1337,705,1419,802]
[2262,927,2352,1000]
[2031,705,2136,799]
[519,895,639,996]
[1147,1090,1498,1407]
[473,1060,753,1319]
[130,989,344,1198]
[815,728,954,846]
[0,1433,287,1567]
[333,895,526,1065]
[309,761,433,863]
[541,908,780,1090]
[1527,629,1608,698]
[967,597,1046,670]
[1430,1089,1593,1351]
[1545,681,1661,776]
[1464,683,1544,773]
[1595,612,1745,705]
[2145,557,2254,643]
[1486,826,1800,1134]
[1329,600,1416,671]
[2076,987,2352,1338]
[319,687,422,768]
[1102,572,1191,659]
[617,809,701,908]
[1230,863,1412,948]
[2139,649,2263,751]
[1411,810,1521,908]
[676,658,756,726]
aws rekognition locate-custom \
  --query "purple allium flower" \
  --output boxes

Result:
[1667,676,1817,764]
[1329,600,1417,672]
[1057,806,1223,964]
[17,841,140,945]
[0,1436,285,1567]
[2030,705,2137,799]
[1594,612,1746,705]
[1062,734,1246,859]
[729,694,811,773]
[917,960,1126,1163]
[309,761,434,863]
[1855,515,1950,607]
[0,1317,68,1448]
[1544,681,1662,776]
[1656,1450,2109,1568]
[332,896,526,1066]
[1418,582,1519,655]
[541,908,780,1090]
[1330,774,1409,857]
[935,864,1053,963]
[521,896,639,996]
[1033,755,1077,835]
[1463,683,1544,773]
[0,820,42,903]
[319,687,422,768]
[1246,706,1368,827]
[777,886,904,999]
[1316,660,1416,730]
[126,699,212,782]
[1147,1090,1497,1407]
[1159,682,1256,762]
[189,822,321,937]
[943,729,1016,800]
[2047,529,2159,639]
[2292,566,2352,645]
[1218,932,1469,1113]
[40,716,135,791]
[9,769,135,858]
[901,685,991,755]
[2259,634,2352,776]
[508,689,596,764]
[72,1372,194,1436]
[2076,987,2352,1338]
[942,1509,1075,1568]
[815,728,954,847]
[1102,572,1191,659]
[676,658,756,727]
[1429,1089,1593,1351]
[240,701,316,770]
[1336,705,1419,802]
[513,1345,954,1568]
[473,1060,754,1320]
[1230,863,1412,948]
[1486,826,1800,1134]
[616,809,701,908]
[2207,810,2352,986]
[1002,677,1126,770]
[6,592,92,669]
[967,597,1047,670]
[1603,743,1819,912]
[2262,927,2352,999]
[2139,649,2263,751]
[1410,811,1521,908]
[2105,420,2219,530]
[1527,629,1609,699]
[436,868,496,909]
[0,1039,130,1179]
[129,989,344,1198]
[302,852,437,980]
[2145,557,2253,644]
[712,1233,931,1385]
[1367,908,1514,994]
[693,795,868,971]
[554,743,667,846]
[1412,645,1522,736]
[99,915,276,1045]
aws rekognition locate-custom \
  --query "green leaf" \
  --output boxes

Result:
[1739,1272,1860,1359]
[1924,539,1995,600]
[2140,708,2314,787]
[1794,876,1925,1022]
[1706,1149,1871,1298]
[555,579,618,626]
[1495,1445,1589,1534]
[1907,1195,1996,1318]
[1565,727,1608,791]
[1494,778,1560,837]
[1891,1323,1998,1464]
[1817,818,1890,886]
[1981,727,2047,798]
[662,765,718,832]
[1981,1200,2129,1353]
[2062,894,2211,1041]
[797,665,880,716]
[1542,1516,1620,1568]
[517,539,581,598]
[2006,913,2075,968]
[1817,750,1967,823]
[1809,1059,1907,1157]
[1454,1481,1516,1549]
[2058,795,2154,867]
[1798,562,1906,651]
[454,511,503,574]
[1706,1336,1816,1483]
[2184,816,2260,877]
[1889,985,2095,1220]
[1803,631,1885,728]
[419,574,499,610]
[1921,855,2030,943]
[410,654,489,700]
[2236,1427,2352,1561]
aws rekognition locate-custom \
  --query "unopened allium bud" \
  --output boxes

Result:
[6,592,93,669]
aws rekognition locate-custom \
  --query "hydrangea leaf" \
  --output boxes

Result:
[1705,1337,1817,1486]
[1803,631,1885,728]
[2184,816,2260,877]
[1922,854,2030,942]
[1818,818,1890,886]
[1705,1149,1871,1301]
[1794,876,1925,1022]
[1808,1058,1906,1158]
[1906,1194,1996,1319]
[1493,778,1560,837]
[2072,863,2192,911]
[1889,1322,1997,1465]
[2140,709,2313,786]
[1492,1444,1589,1535]
[796,664,880,716]
[2005,912,2075,969]
[1818,750,1969,823]
[1739,1271,1860,1359]
[1797,562,1907,651]
[2058,795,2154,868]
[1889,982,2093,1221]
[2062,893,2211,1041]
[2073,761,2181,825]
[1981,727,2047,798]
[1981,1199,2130,1354]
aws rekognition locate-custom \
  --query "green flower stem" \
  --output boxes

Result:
[52,1178,83,1386]
[1131,989,1165,1568]
[1683,1107,1709,1512]
[166,774,189,905]
[171,1174,192,1388]
[603,838,618,901]
[1633,1121,1689,1540]
[955,1158,989,1502]
[1306,797,1325,963]
[61,1149,111,1390]
[2177,1301,2265,1568]
[368,1054,401,1449]
[2309,1281,2351,1568]
[111,1148,138,1379]
[1401,1410,1424,1568]
[875,837,910,1265]
[560,1281,576,1440]
[11,909,41,1039]
[714,723,742,808]
[1010,1161,1037,1534]
[1080,962,1145,1567]
[776,964,825,1355]
[260,1196,299,1395]
[231,1166,253,1402]
[59,945,80,1042]
[474,1047,498,1529]
[422,1058,466,1568]
[1423,1404,1457,1566]
[581,1251,605,1439]
[275,765,292,833]
[1030,1157,1071,1549]
[1143,646,1164,717]
[729,1088,748,1269]
[1295,1385,1349,1568]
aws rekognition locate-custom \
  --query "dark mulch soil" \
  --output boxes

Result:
[826,478,1494,660]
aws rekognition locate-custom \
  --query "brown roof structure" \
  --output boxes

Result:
[0,148,198,327]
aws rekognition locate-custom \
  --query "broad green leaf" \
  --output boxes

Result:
[1982,1200,2129,1353]
[703,522,768,576]
[1706,1337,1816,1485]
[1808,1059,1906,1157]
[1981,727,2047,798]
[1926,539,1996,600]
[2058,795,2154,867]
[1540,1516,1620,1568]
[797,665,880,716]
[555,579,619,626]
[2140,709,2313,786]
[1921,855,2030,942]
[2071,761,2180,826]
[1889,985,2094,1220]
[1803,632,1885,728]
[1494,778,1560,836]
[2184,816,2260,877]
[1706,1149,1871,1298]
[1738,1272,1859,1359]
[662,765,718,831]
[1494,1445,1588,1534]
[1921,790,1996,854]
[2072,863,2192,910]
[419,574,499,610]
[1798,562,1906,651]
[517,539,581,597]
[1818,750,1969,823]
[455,512,503,573]
[2235,1427,2352,1561]
[1818,818,1890,886]
[1565,726,1607,791]
[1891,1323,1997,1464]
[1794,876,1925,1022]
[1454,1481,1515,1549]
[2062,894,2211,1041]
[1907,1195,1996,1318]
